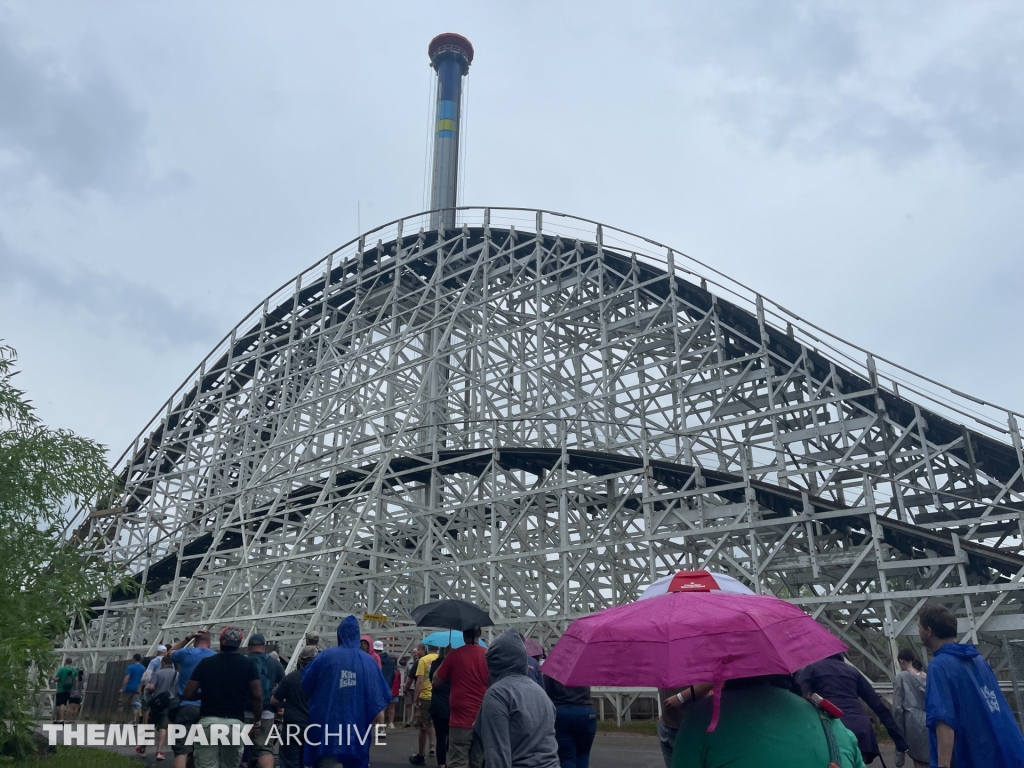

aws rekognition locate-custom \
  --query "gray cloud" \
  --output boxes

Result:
[916,57,1024,173]
[679,3,1024,174]
[0,24,186,198]
[0,235,216,350]
[699,2,862,84]
[815,97,932,164]
[0,0,1022,453]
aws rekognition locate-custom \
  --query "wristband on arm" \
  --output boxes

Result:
[676,685,697,705]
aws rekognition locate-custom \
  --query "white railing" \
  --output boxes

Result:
[70,207,1024,531]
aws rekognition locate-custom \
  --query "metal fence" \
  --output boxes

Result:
[1005,639,1024,732]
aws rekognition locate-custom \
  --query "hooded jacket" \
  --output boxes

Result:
[926,642,1024,768]
[473,630,559,768]
[797,654,908,760]
[379,651,398,690]
[360,634,382,670]
[301,616,391,767]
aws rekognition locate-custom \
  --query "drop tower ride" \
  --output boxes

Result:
[427,33,474,230]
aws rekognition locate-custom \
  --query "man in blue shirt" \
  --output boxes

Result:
[118,654,147,724]
[168,630,216,768]
[918,604,1024,768]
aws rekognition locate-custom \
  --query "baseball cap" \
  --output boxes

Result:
[156,645,168,653]
[298,646,319,664]
[373,640,384,651]
[220,626,244,648]
[248,633,266,646]
[305,631,320,644]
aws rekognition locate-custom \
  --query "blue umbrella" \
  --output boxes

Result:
[421,630,487,649]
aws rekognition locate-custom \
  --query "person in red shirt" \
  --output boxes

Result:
[433,627,490,768]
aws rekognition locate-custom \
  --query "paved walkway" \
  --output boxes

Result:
[57,723,666,768]
[361,727,666,768]
[364,729,896,768]
[55,721,897,768]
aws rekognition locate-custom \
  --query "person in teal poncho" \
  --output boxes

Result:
[671,675,865,768]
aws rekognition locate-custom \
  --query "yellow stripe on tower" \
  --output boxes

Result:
[436,119,457,133]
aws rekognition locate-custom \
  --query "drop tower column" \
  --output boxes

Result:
[428,33,474,231]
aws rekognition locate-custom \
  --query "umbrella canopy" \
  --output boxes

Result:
[523,637,545,658]
[410,599,494,631]
[542,591,846,690]
[421,630,488,649]
[638,569,753,600]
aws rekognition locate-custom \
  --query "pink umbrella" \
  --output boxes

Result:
[638,569,753,600]
[543,591,846,730]
[523,637,545,658]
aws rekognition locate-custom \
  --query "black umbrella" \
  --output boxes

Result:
[410,599,494,630]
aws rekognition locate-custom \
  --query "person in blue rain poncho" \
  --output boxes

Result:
[918,604,1024,768]
[301,615,392,768]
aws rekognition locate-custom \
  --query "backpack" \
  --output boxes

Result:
[150,688,179,716]
[380,653,397,689]
[149,670,179,715]
[817,710,842,768]
[249,653,283,710]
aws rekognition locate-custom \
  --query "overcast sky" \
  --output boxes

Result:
[1,1,1022,462]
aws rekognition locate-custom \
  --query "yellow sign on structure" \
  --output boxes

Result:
[362,613,388,622]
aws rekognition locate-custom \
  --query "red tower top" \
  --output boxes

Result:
[428,33,474,66]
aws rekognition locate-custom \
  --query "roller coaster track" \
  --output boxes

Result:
[68,208,1024,681]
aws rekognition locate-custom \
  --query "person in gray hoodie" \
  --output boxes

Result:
[473,629,559,768]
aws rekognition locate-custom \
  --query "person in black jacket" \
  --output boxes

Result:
[270,646,317,768]
[429,646,451,768]
[798,652,909,764]
[543,675,597,768]
[376,641,399,730]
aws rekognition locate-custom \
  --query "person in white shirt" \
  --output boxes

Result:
[142,645,168,684]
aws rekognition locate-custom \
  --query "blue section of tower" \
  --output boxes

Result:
[437,57,462,100]
[437,100,457,137]
[435,57,462,138]
[428,35,471,231]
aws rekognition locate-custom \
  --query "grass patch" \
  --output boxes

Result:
[596,719,658,736]
[0,746,138,768]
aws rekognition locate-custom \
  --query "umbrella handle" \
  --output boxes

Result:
[705,679,725,733]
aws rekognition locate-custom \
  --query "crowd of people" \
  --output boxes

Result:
[654,604,1024,768]
[53,602,1024,768]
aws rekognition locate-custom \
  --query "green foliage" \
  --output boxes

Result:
[0,745,139,768]
[0,345,120,758]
